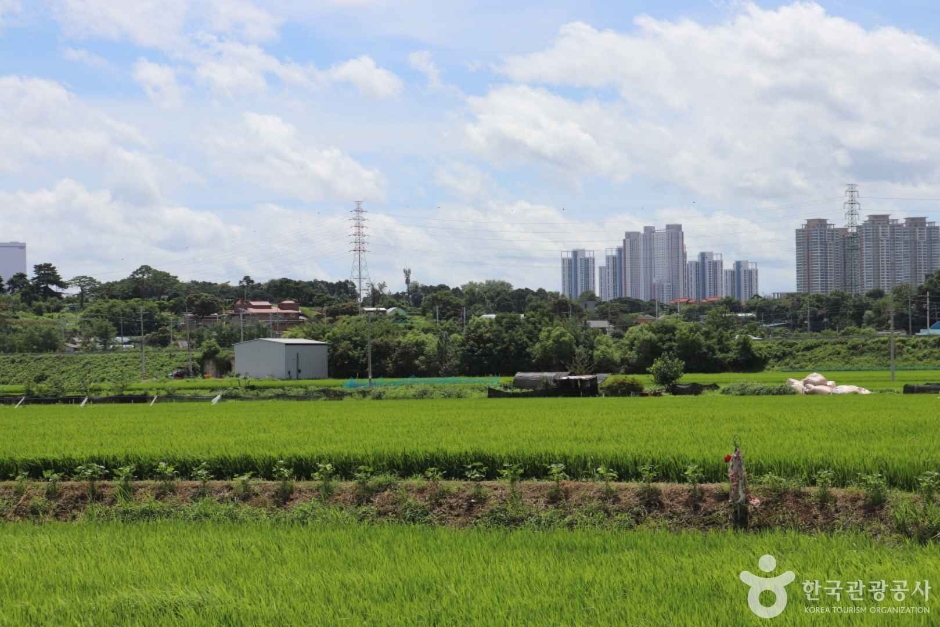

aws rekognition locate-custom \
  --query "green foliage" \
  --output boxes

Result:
[75,463,107,500]
[313,463,336,502]
[4,397,940,490]
[858,473,888,508]
[115,465,136,502]
[683,464,704,504]
[6,524,940,624]
[719,382,795,396]
[192,462,212,497]
[273,460,295,505]
[42,469,61,499]
[601,375,645,397]
[155,461,178,494]
[815,469,835,506]
[594,465,618,500]
[649,355,684,387]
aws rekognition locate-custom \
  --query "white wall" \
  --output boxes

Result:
[235,340,286,379]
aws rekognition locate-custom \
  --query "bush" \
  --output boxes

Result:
[649,355,684,388]
[719,382,796,396]
[601,376,645,397]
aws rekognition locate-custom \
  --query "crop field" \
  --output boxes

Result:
[0,522,935,626]
[2,396,938,489]
[639,369,940,389]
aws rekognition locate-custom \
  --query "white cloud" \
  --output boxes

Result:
[434,162,495,201]
[324,55,403,99]
[466,85,635,181]
[206,112,386,202]
[63,47,115,71]
[53,0,190,52]
[408,50,440,88]
[0,75,147,171]
[133,59,183,109]
[473,3,940,201]
[206,0,281,43]
[0,0,20,27]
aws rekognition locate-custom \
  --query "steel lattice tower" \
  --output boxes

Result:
[844,184,861,295]
[349,201,372,311]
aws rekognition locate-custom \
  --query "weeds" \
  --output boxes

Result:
[114,465,136,502]
[423,467,446,503]
[273,460,294,505]
[233,472,254,500]
[547,463,568,503]
[42,470,61,499]
[756,473,795,500]
[815,469,835,506]
[14,471,29,497]
[192,462,212,497]
[74,464,107,501]
[499,463,523,502]
[638,463,661,508]
[465,463,487,503]
[858,473,888,508]
[683,464,704,506]
[916,471,939,507]
[313,463,336,503]
[595,465,618,501]
[154,462,178,495]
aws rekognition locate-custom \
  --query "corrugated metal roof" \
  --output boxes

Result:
[235,338,328,346]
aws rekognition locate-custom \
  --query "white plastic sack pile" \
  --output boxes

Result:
[789,372,870,396]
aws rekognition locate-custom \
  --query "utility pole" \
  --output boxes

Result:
[366,309,373,389]
[186,312,193,377]
[890,301,896,382]
[908,292,913,337]
[139,308,146,381]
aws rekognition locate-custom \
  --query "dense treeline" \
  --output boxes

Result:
[1,262,939,379]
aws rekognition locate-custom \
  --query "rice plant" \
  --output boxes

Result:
[114,465,136,502]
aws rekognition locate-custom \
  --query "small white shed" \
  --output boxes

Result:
[234,338,329,380]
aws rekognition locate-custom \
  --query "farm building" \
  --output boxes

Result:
[234,338,328,380]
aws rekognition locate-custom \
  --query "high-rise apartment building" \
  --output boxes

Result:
[598,247,623,302]
[0,242,26,281]
[686,260,700,302]
[734,260,759,301]
[797,216,940,295]
[795,219,847,294]
[622,224,687,303]
[722,269,736,298]
[688,252,724,301]
[561,250,595,299]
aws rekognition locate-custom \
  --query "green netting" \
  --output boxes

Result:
[342,376,499,389]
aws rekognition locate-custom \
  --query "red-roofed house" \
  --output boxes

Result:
[231,299,305,333]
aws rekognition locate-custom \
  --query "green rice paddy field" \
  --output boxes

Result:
[1,522,937,626]
[2,396,938,488]
[4,395,939,625]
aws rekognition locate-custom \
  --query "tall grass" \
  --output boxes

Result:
[0,522,938,625]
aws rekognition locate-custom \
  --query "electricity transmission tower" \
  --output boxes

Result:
[349,201,372,312]
[843,184,861,295]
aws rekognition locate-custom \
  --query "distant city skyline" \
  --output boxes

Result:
[578,225,760,303]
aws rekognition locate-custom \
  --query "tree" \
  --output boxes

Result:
[238,275,255,300]
[32,263,68,299]
[186,293,224,317]
[16,324,62,353]
[81,319,117,351]
[649,354,684,387]
[126,265,180,299]
[530,326,577,370]
[69,275,101,309]
[6,273,33,303]
[0,275,4,293]
[592,334,621,373]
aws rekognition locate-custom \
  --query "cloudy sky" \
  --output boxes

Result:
[3,0,940,294]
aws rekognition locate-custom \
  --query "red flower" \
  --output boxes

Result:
[724,454,733,463]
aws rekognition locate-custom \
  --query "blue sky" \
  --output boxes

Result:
[3,1,940,295]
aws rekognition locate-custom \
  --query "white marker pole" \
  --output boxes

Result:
[15,397,25,408]
[211,394,222,405]
[80,397,88,408]
[150,396,158,407]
